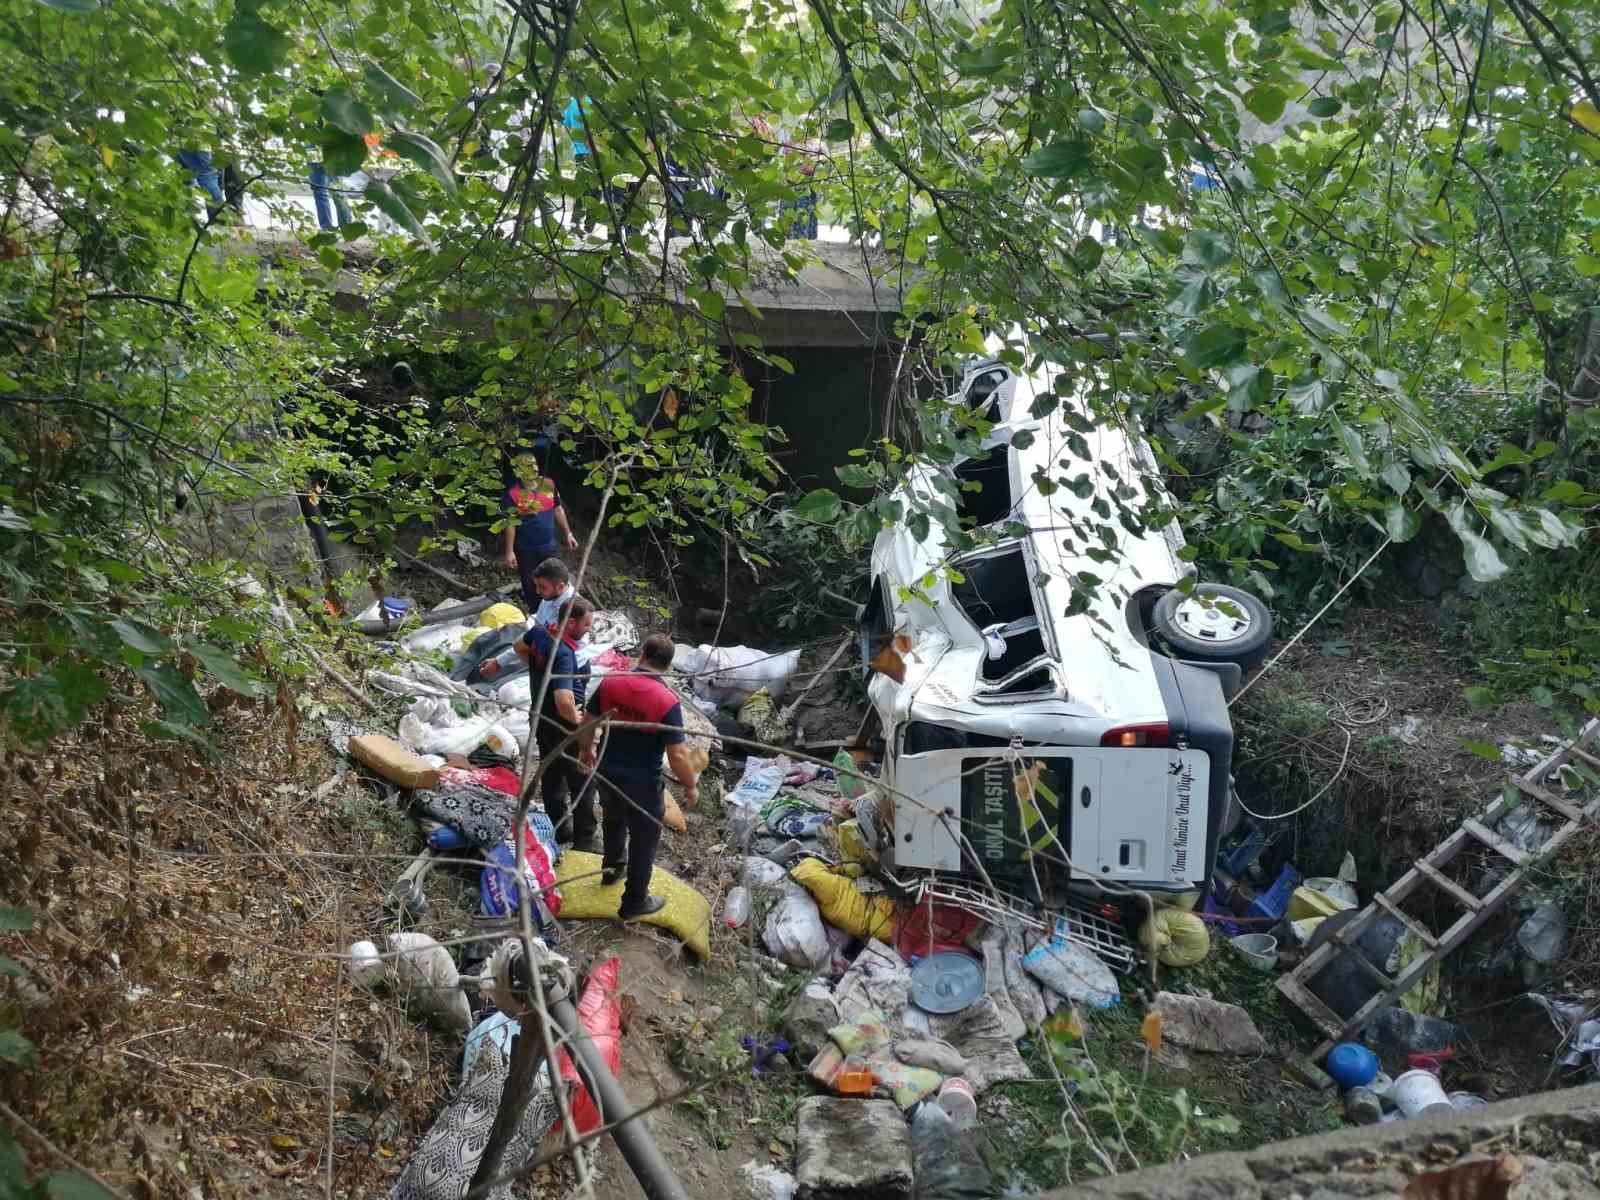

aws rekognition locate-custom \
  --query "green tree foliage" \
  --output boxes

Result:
[2,0,1598,746]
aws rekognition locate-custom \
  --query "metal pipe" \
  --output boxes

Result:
[549,995,689,1200]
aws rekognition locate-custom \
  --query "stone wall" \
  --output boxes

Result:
[1045,1084,1600,1200]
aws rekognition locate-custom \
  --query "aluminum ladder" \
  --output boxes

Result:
[1274,719,1600,1072]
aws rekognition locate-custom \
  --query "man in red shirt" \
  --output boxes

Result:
[578,633,700,919]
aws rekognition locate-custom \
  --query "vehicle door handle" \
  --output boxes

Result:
[1080,786,1092,809]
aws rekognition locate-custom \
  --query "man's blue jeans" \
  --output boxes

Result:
[176,149,225,205]
[308,162,354,229]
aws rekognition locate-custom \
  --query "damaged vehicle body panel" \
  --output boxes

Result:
[865,343,1250,896]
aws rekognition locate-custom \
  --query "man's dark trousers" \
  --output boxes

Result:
[537,722,595,845]
[599,771,664,914]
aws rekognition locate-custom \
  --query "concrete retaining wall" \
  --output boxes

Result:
[1045,1085,1600,1200]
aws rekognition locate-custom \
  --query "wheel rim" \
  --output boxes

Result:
[1170,592,1254,645]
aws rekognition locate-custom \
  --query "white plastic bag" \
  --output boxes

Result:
[690,645,802,703]
[386,932,473,1033]
[495,675,534,707]
[347,939,385,991]
[763,881,830,970]
[743,856,789,891]
[1022,938,1120,1009]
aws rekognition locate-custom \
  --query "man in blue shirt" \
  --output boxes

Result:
[525,595,596,847]
[479,595,596,844]
[578,633,701,919]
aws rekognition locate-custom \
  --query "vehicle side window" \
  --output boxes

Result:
[859,574,894,666]
[964,368,1009,420]
[952,445,1013,526]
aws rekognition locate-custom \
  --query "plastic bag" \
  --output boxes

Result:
[1138,907,1212,967]
[911,1101,992,1200]
[738,687,774,729]
[728,757,788,812]
[764,881,831,969]
[744,856,789,890]
[347,939,384,991]
[556,957,621,1134]
[1022,939,1120,1009]
[790,858,899,942]
[480,603,526,629]
[689,644,802,703]
[386,931,473,1033]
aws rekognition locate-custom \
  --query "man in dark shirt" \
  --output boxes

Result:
[479,594,597,844]
[578,633,701,919]
[527,596,596,848]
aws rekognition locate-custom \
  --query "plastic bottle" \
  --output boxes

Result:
[910,1101,992,1199]
[723,885,752,929]
[1344,1086,1383,1125]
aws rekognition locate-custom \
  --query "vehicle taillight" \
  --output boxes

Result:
[1100,723,1169,747]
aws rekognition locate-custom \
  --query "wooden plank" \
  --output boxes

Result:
[1462,817,1531,866]
[1415,860,1481,912]
[1509,776,1586,825]
[1372,893,1437,949]
[1275,976,1344,1039]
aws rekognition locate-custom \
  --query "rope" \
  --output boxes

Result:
[1228,536,1393,709]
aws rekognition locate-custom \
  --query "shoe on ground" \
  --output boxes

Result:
[618,895,666,921]
[601,865,625,887]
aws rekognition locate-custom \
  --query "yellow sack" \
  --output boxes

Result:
[737,687,773,728]
[555,851,711,960]
[835,819,875,867]
[789,858,898,942]
[1287,884,1354,922]
[1138,907,1211,967]
[480,603,526,629]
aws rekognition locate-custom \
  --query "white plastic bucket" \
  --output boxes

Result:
[938,1077,977,1130]
[1230,933,1278,971]
[1392,1069,1454,1118]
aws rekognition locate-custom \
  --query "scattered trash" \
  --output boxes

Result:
[1138,907,1212,967]
[555,957,622,1134]
[1325,1041,1379,1089]
[794,1097,913,1200]
[911,1098,991,1199]
[812,1009,942,1107]
[1021,938,1120,1009]
[1147,992,1266,1056]
[1288,879,1357,921]
[909,953,986,1016]
[790,858,899,942]
[1515,899,1567,981]
[922,997,1030,1091]
[1391,1067,1454,1118]
[1449,1091,1488,1110]
[1230,932,1278,971]
[347,939,385,990]
[679,643,802,705]
[461,1010,519,1081]
[741,1160,797,1200]
[1246,862,1301,924]
[764,880,831,970]
[349,733,441,789]
[934,1078,977,1130]
[1369,1009,1458,1057]
[894,1038,967,1078]
[1345,1085,1384,1125]
[782,979,842,1061]
[741,1034,790,1074]
[836,940,914,1023]
[385,932,473,1035]
[724,885,752,929]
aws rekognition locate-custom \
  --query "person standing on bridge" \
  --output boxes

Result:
[578,633,700,920]
[502,455,578,613]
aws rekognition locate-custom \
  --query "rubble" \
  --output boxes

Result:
[794,1097,914,1200]
[1148,992,1268,1056]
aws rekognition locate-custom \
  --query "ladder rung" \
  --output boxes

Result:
[1372,893,1437,949]
[1276,976,1344,1039]
[1326,927,1394,989]
[1509,776,1586,825]
[1463,817,1530,865]
[1415,861,1482,912]
[1564,742,1600,771]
